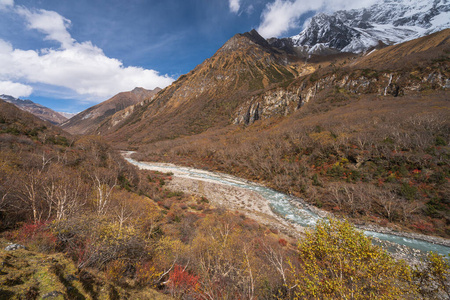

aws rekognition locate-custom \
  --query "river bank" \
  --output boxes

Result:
[122,152,450,256]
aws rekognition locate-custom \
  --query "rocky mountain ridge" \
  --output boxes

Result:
[71,28,450,148]
[60,0,450,139]
[285,0,450,54]
[86,30,300,144]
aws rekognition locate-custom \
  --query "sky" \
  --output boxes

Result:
[0,0,377,113]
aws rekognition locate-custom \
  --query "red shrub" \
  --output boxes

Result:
[9,221,57,252]
[412,220,435,233]
[168,265,199,298]
[278,238,288,247]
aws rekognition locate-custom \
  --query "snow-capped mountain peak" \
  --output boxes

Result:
[290,0,450,53]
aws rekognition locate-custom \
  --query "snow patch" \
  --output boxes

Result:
[290,0,450,53]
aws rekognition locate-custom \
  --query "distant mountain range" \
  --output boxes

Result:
[0,94,68,125]
[58,112,77,119]
[272,0,450,55]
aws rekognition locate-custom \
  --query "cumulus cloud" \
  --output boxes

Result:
[0,80,33,98]
[257,0,378,38]
[229,0,240,13]
[0,5,174,101]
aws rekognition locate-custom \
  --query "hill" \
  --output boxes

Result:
[0,95,67,125]
[61,87,161,135]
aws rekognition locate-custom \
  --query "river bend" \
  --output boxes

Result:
[124,156,450,256]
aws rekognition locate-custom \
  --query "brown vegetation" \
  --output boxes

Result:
[136,90,450,238]
[2,30,450,298]
[1,100,449,299]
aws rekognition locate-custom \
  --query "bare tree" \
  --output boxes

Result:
[262,241,289,288]
[18,170,45,224]
[90,169,117,216]
[44,167,87,221]
[376,189,398,221]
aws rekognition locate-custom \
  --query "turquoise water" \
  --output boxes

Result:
[126,157,450,256]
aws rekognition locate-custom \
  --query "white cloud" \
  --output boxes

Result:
[0,5,174,102]
[16,7,74,48]
[229,0,240,13]
[257,0,378,38]
[0,0,13,10]
[0,80,33,98]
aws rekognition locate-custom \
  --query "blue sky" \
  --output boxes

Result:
[0,0,376,113]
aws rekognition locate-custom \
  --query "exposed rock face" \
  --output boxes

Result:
[233,30,450,125]
[0,95,67,125]
[233,68,449,125]
[5,244,26,251]
[235,90,300,125]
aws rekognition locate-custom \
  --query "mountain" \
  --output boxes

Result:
[94,29,449,148]
[86,29,300,144]
[134,29,450,238]
[289,0,450,53]
[0,94,68,125]
[95,28,449,239]
[60,87,161,135]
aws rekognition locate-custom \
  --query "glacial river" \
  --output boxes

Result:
[125,156,450,256]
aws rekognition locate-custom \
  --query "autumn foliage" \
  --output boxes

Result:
[137,91,450,238]
[1,100,449,299]
[290,219,413,299]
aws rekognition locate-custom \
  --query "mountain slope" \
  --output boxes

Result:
[94,29,449,149]
[131,29,449,239]
[94,30,300,145]
[61,87,161,135]
[290,0,450,53]
[0,94,67,125]
[0,99,69,141]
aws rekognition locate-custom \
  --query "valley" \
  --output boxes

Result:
[124,153,450,256]
[115,29,450,242]
[0,0,449,298]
